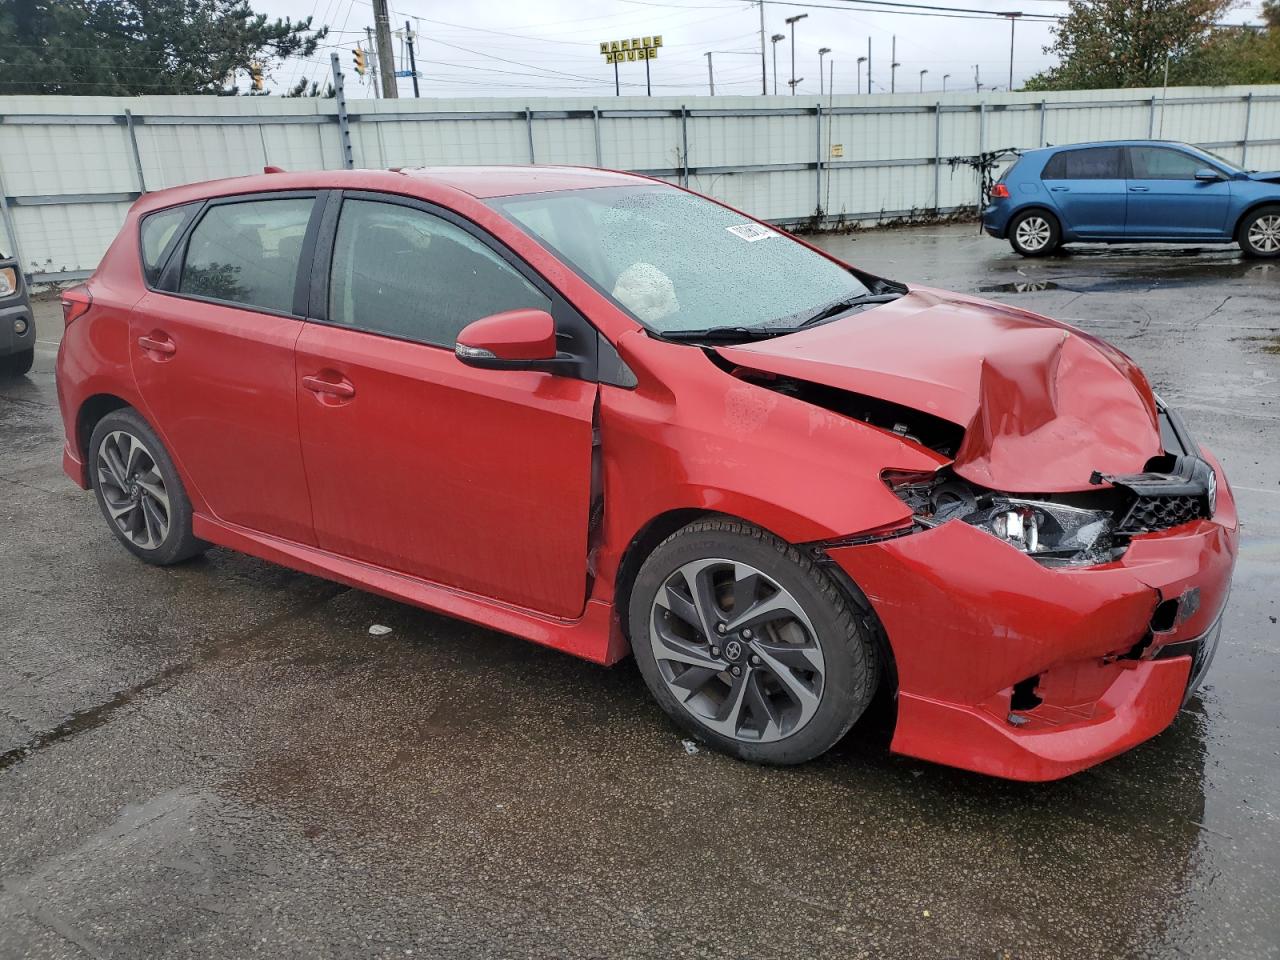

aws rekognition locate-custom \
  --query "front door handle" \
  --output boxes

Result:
[137,333,176,357]
[1129,186,1150,192]
[302,374,356,400]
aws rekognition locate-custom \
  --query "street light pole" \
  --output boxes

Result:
[705,52,714,96]
[404,20,420,98]
[1004,12,1021,90]
[818,47,831,96]
[942,73,950,92]
[890,35,900,94]
[770,34,785,95]
[919,68,928,93]
[974,63,981,92]
[786,14,807,95]
[758,0,768,95]
[856,55,867,95]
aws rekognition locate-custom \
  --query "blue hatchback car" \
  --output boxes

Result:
[982,139,1280,258]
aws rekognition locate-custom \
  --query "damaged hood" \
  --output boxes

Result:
[715,287,1163,493]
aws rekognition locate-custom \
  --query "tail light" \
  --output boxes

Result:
[61,285,93,327]
[990,183,1010,199]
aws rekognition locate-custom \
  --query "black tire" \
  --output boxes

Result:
[88,407,208,565]
[0,347,34,378]
[628,518,879,765]
[1237,205,1280,259]
[1007,209,1061,257]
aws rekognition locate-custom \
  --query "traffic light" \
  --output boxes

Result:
[352,45,367,77]
[250,61,264,91]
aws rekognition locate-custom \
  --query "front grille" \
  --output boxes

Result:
[1117,494,1206,534]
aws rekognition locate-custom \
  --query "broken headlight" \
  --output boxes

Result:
[966,498,1114,565]
[884,471,1120,567]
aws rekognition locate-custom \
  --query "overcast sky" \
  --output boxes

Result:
[260,0,1268,100]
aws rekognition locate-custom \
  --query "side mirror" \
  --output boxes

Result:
[1194,168,1223,182]
[455,308,560,371]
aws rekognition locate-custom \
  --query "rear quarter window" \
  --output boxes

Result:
[139,205,196,285]
[1041,147,1124,180]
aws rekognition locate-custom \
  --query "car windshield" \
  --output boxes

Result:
[489,185,883,335]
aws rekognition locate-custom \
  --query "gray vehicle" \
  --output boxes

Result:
[0,254,34,377]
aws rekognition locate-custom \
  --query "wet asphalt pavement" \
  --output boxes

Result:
[2,223,1278,959]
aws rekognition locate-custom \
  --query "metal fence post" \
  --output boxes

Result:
[681,105,689,187]
[1148,95,1157,138]
[815,102,823,216]
[0,162,25,277]
[124,109,147,192]
[1242,92,1254,168]
[526,108,535,163]
[977,101,986,212]
[934,102,942,213]
[593,106,602,167]
[1038,99,1047,147]
[330,53,354,170]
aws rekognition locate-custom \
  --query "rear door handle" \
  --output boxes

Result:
[1129,186,1150,192]
[137,334,176,356]
[1049,186,1069,192]
[302,374,356,399]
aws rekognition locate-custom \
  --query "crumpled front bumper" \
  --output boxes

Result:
[828,453,1238,782]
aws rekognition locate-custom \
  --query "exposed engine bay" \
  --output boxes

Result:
[728,363,1217,567]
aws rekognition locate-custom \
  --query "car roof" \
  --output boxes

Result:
[128,164,656,218]
[396,165,648,198]
[1023,139,1200,157]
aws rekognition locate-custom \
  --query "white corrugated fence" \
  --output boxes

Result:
[0,84,1277,280]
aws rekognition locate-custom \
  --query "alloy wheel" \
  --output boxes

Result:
[1014,216,1052,252]
[1247,214,1280,254]
[96,430,171,550]
[648,558,825,743]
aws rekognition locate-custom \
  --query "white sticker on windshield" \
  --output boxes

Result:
[726,223,775,242]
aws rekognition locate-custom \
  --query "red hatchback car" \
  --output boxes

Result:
[56,166,1237,780]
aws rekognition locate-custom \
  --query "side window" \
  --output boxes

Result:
[139,205,194,286]
[1129,147,1205,180]
[328,199,550,347]
[1042,147,1123,180]
[179,197,313,313]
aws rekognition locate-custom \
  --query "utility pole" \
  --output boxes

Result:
[974,63,982,92]
[818,47,831,95]
[867,37,872,95]
[1004,12,1021,91]
[919,68,928,92]
[706,52,715,96]
[786,14,807,95]
[365,26,379,98]
[758,1,768,95]
[771,34,782,95]
[856,55,866,95]
[404,20,420,97]
[890,35,899,93]
[371,0,398,98]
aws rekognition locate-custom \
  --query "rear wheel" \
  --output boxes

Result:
[88,408,208,565]
[628,518,879,765]
[1008,209,1061,257]
[0,347,33,378]
[1238,205,1280,259]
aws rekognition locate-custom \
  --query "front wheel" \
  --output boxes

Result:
[1238,205,1280,259]
[1008,210,1061,257]
[628,518,879,765]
